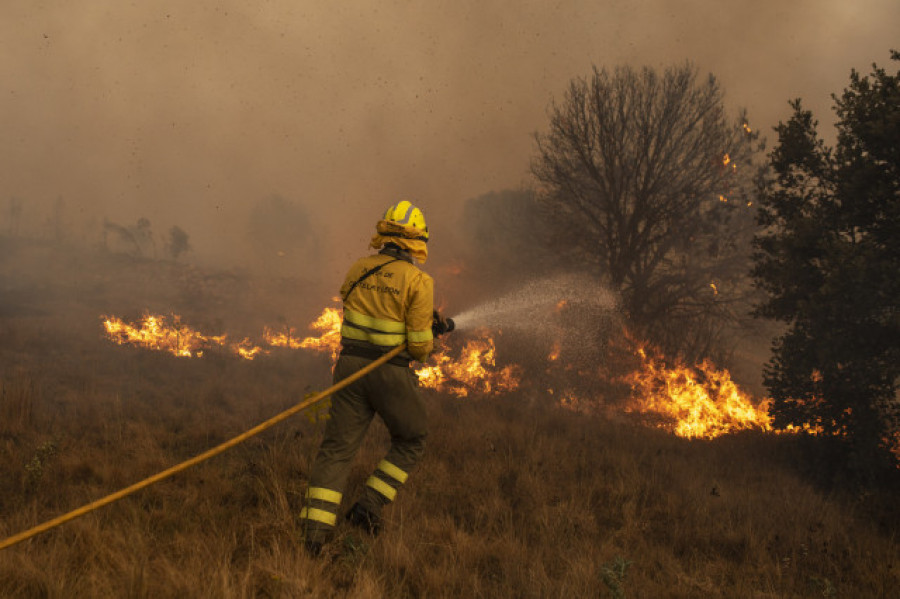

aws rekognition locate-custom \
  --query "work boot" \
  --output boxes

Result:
[345,502,381,536]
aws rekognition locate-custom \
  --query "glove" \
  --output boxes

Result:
[431,310,455,338]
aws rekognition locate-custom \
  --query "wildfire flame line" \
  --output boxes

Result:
[624,347,772,439]
[101,307,891,458]
[101,309,521,397]
[103,314,246,359]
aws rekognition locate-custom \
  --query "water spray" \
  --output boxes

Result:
[449,273,618,332]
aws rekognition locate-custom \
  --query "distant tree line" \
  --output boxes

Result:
[102,217,191,261]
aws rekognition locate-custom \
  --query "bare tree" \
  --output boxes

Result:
[166,225,191,261]
[101,217,156,258]
[102,219,139,256]
[531,63,763,358]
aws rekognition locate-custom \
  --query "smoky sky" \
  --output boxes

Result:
[2,0,898,271]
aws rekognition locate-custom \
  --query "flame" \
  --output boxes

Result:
[548,340,561,361]
[624,346,772,439]
[415,335,521,398]
[100,307,896,464]
[234,338,265,361]
[268,305,520,396]
[742,123,752,134]
[264,305,343,361]
[269,305,521,397]
[102,302,520,398]
[722,153,731,166]
[298,306,342,355]
[102,314,264,360]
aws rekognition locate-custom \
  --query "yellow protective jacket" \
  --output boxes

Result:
[339,249,434,362]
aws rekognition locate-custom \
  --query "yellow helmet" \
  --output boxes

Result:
[383,200,429,241]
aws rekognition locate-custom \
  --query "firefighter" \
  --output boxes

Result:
[300,200,450,556]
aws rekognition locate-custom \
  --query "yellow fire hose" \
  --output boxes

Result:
[0,344,406,551]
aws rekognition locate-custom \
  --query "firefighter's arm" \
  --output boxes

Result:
[405,273,434,362]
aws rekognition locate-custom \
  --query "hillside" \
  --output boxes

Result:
[0,239,897,598]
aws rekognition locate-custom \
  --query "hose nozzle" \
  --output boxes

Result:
[432,310,454,337]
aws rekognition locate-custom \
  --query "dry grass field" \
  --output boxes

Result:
[0,239,897,598]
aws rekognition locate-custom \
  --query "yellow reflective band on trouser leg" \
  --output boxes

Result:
[300,507,337,527]
[376,459,409,484]
[306,487,342,505]
[366,476,397,502]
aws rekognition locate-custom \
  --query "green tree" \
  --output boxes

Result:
[531,63,763,358]
[752,52,900,476]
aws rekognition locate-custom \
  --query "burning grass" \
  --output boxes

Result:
[103,306,524,399]
[624,346,773,439]
[1,241,898,597]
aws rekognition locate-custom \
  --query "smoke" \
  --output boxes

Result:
[1,0,897,274]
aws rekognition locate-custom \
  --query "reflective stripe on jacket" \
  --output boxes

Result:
[339,253,434,362]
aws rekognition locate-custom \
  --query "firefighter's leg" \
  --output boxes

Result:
[301,356,375,544]
[356,364,427,519]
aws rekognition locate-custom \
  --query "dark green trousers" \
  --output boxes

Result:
[301,355,427,542]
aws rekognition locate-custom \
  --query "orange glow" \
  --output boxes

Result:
[889,431,900,464]
[743,123,752,134]
[548,340,561,361]
[722,153,731,166]
[442,263,464,276]
[624,346,773,439]
[415,334,521,397]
